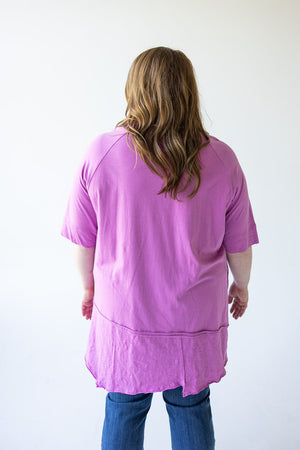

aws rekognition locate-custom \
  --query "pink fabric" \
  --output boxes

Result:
[60,126,259,397]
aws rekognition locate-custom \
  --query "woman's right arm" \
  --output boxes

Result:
[226,246,252,290]
[226,246,253,319]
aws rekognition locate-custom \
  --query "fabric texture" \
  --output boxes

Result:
[60,126,259,397]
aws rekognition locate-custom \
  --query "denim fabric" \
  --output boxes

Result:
[101,385,215,449]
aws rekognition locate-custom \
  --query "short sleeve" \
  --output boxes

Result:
[60,158,98,248]
[223,159,259,253]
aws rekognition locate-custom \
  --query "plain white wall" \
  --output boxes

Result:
[1,1,299,449]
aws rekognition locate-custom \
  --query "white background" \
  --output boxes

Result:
[1,1,299,449]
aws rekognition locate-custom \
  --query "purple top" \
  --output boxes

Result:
[60,126,259,397]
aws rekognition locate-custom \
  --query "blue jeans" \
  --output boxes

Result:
[101,385,215,449]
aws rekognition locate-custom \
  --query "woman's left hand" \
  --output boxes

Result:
[81,288,94,320]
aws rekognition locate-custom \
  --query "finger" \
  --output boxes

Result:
[235,306,243,315]
[233,309,240,318]
[82,303,93,312]
[235,302,242,311]
[236,302,246,312]
[234,306,244,318]
[230,299,238,313]
[231,300,241,315]
[230,303,235,313]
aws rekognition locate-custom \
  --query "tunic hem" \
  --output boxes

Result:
[85,355,228,397]
[84,304,229,398]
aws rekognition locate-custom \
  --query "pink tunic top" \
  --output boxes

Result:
[60,126,259,397]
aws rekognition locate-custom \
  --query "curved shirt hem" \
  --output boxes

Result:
[84,304,229,398]
[85,356,228,398]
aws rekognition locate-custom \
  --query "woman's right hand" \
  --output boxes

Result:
[228,282,248,319]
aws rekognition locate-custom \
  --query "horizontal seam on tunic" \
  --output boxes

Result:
[93,302,229,337]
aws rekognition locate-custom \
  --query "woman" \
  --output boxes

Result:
[60,46,259,449]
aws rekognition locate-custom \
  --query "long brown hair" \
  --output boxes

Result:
[115,46,210,201]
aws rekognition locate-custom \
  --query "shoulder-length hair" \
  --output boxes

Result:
[115,46,210,201]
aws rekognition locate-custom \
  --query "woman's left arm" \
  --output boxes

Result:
[72,243,96,319]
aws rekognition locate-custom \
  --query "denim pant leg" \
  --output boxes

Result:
[101,391,153,450]
[163,385,215,450]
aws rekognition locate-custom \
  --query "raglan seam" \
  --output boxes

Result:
[208,137,236,183]
[209,137,236,208]
[86,130,127,191]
